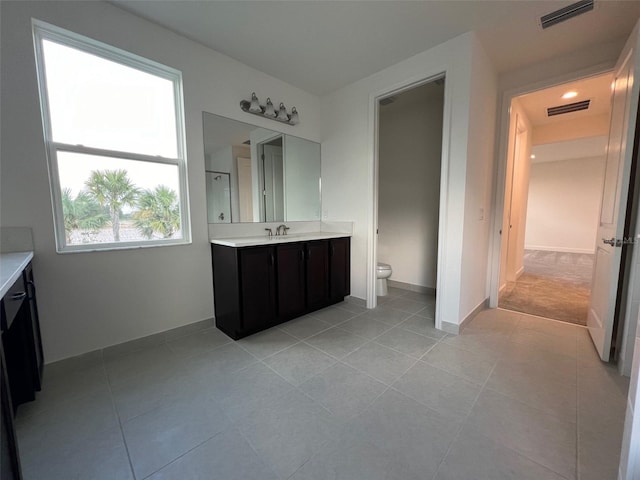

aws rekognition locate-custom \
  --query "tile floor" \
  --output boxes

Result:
[15,287,628,479]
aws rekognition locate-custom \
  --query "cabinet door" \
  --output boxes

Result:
[306,241,329,309]
[330,237,351,300]
[239,246,276,333]
[276,243,306,319]
[1,278,36,409]
[24,264,43,390]
[0,340,21,480]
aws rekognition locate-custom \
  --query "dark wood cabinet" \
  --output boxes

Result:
[1,340,22,480]
[239,246,277,333]
[0,260,41,480]
[276,242,306,320]
[329,237,351,301]
[1,275,37,408]
[306,241,329,310]
[212,236,350,339]
[24,264,43,391]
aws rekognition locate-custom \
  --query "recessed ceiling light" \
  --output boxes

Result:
[530,154,536,159]
[562,91,578,99]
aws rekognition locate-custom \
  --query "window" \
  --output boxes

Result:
[32,20,190,252]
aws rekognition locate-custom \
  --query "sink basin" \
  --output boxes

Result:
[269,234,302,241]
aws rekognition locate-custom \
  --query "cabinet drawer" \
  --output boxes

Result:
[1,278,26,331]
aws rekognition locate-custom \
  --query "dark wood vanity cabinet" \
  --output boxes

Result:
[276,242,307,319]
[1,265,43,409]
[1,339,22,480]
[329,237,351,301]
[212,237,350,339]
[0,260,43,480]
[305,241,329,310]
[239,246,277,333]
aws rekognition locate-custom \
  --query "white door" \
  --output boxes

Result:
[588,22,640,361]
[261,143,284,222]
[237,157,253,222]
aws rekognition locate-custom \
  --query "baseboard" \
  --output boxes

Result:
[440,321,460,335]
[441,298,488,335]
[387,279,435,296]
[516,266,525,279]
[525,245,595,255]
[47,318,215,367]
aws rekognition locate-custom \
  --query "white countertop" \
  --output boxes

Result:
[210,231,350,248]
[0,251,33,299]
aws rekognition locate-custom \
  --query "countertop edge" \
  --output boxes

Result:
[210,232,351,248]
[0,251,34,299]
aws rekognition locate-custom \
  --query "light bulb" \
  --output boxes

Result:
[277,102,289,121]
[289,107,299,125]
[264,98,276,117]
[249,92,262,113]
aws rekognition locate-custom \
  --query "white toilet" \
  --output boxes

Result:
[376,262,393,296]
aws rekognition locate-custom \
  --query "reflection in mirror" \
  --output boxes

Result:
[205,171,231,223]
[203,112,321,223]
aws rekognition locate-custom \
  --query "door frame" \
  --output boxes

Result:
[367,68,450,332]
[488,62,615,308]
[256,134,284,222]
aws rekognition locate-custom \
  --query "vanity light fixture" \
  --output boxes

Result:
[240,92,299,125]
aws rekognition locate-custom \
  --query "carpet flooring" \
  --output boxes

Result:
[499,250,594,326]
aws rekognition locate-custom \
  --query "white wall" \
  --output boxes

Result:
[378,82,443,289]
[459,37,498,318]
[284,136,321,221]
[0,1,322,362]
[321,32,497,328]
[533,114,610,145]
[525,156,605,254]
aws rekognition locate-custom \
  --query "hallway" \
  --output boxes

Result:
[499,250,594,325]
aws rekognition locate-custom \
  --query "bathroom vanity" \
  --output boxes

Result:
[1,251,44,480]
[211,233,350,339]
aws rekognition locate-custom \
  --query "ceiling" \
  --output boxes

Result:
[517,72,614,127]
[112,1,640,96]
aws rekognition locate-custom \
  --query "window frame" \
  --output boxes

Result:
[32,19,191,253]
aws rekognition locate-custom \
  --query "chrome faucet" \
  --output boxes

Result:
[276,224,290,236]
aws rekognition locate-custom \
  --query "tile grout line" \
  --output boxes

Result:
[284,336,430,480]
[101,350,138,480]
[429,357,499,480]
[141,430,230,480]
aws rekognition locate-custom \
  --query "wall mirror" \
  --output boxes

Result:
[203,112,321,223]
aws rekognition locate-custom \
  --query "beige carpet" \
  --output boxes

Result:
[499,250,594,326]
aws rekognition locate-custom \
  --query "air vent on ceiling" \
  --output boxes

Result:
[243,139,251,145]
[379,96,397,106]
[540,0,594,29]
[547,99,591,117]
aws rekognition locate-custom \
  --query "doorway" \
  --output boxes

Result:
[257,136,284,222]
[497,73,614,326]
[375,78,445,310]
